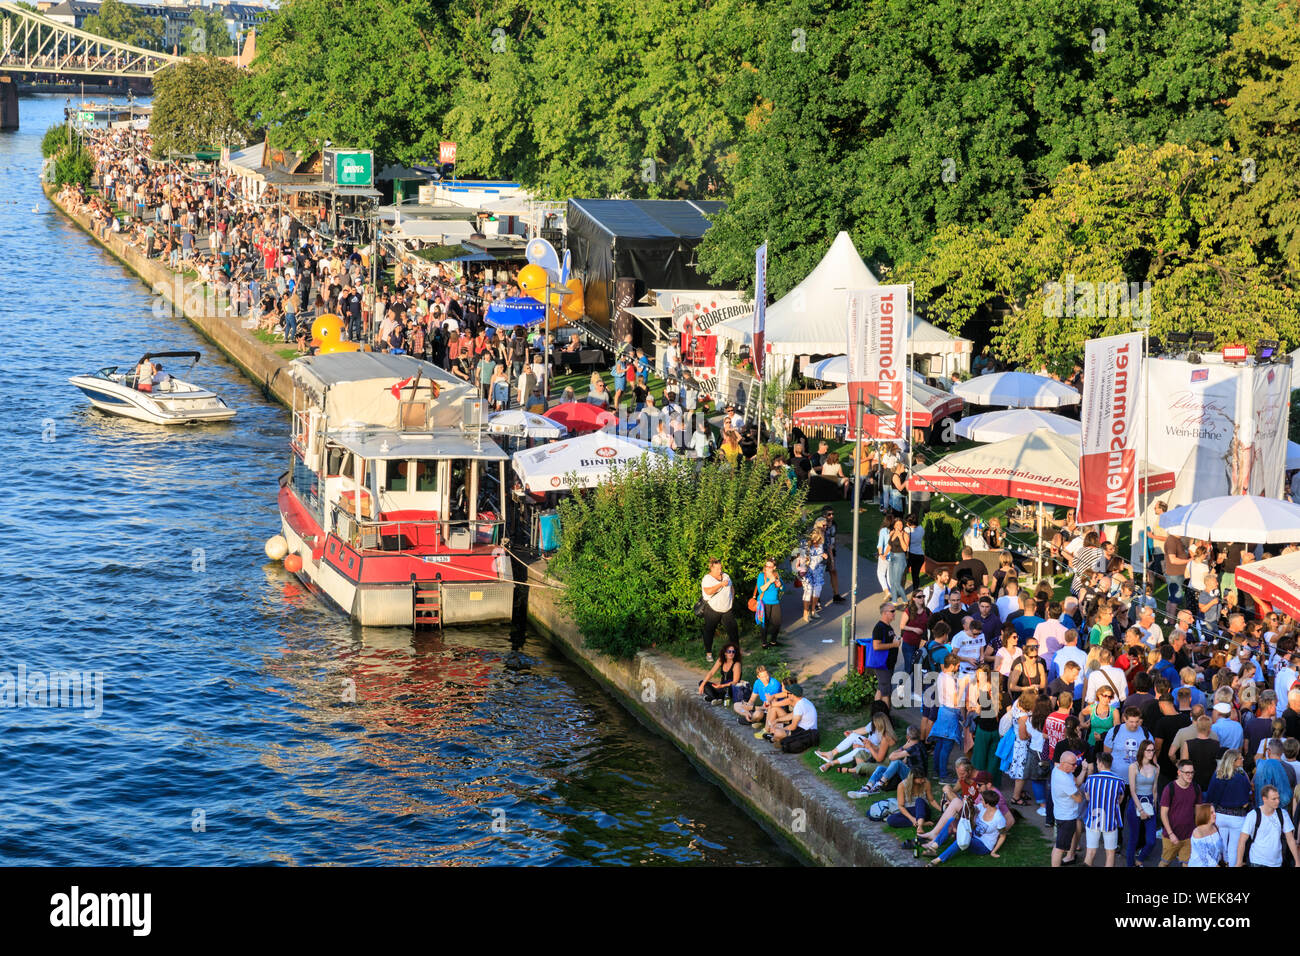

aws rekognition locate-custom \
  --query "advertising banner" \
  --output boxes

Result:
[846,285,907,441]
[1140,358,1292,502]
[1079,332,1143,523]
[663,291,753,391]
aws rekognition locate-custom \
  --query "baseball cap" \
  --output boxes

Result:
[973,771,993,785]
[1213,701,1231,715]
[785,682,803,697]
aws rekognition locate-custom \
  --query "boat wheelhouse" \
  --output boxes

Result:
[278,352,514,627]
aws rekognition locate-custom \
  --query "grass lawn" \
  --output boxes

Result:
[251,328,300,361]
[799,715,1050,866]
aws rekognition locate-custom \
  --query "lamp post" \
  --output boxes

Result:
[543,282,571,403]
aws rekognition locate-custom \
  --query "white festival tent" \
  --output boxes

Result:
[955,409,1082,443]
[952,371,1080,409]
[1157,495,1300,545]
[512,431,673,492]
[709,231,973,379]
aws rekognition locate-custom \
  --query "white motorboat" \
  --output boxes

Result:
[68,350,237,425]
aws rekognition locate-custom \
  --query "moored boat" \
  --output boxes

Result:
[275,351,514,628]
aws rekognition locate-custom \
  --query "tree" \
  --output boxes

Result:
[898,143,1300,365]
[696,0,1238,299]
[234,0,461,166]
[1216,0,1300,276]
[183,9,236,58]
[82,0,165,51]
[150,55,250,157]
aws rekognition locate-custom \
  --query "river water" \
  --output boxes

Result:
[0,95,793,866]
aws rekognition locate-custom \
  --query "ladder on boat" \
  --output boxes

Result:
[412,577,442,630]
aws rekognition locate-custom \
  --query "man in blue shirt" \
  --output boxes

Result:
[1152,644,1181,690]
[1254,740,1294,807]
[1082,752,1127,867]
[735,663,782,729]
[1211,701,1244,751]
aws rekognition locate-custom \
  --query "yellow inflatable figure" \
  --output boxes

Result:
[517,264,550,301]
[311,314,361,353]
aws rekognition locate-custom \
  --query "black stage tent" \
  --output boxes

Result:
[566,199,727,325]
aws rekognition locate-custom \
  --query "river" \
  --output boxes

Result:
[0,94,794,866]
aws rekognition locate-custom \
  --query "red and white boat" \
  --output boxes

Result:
[274,352,515,628]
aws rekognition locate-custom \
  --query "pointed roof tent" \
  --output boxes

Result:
[711,231,972,357]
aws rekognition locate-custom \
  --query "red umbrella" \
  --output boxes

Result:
[543,402,618,435]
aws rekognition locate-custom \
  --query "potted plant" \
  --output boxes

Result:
[921,510,962,577]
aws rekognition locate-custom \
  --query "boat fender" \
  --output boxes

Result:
[265,535,288,561]
[284,553,303,573]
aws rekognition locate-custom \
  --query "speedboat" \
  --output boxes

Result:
[68,350,237,425]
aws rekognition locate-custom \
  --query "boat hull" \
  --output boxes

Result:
[69,376,236,425]
[277,485,514,628]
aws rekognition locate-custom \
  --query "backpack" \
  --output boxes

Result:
[867,798,899,821]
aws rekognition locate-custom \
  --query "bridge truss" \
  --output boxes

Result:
[0,1,180,79]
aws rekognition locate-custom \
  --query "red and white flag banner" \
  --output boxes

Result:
[846,285,907,442]
[1078,332,1143,523]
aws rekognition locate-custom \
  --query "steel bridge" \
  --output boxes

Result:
[0,1,180,79]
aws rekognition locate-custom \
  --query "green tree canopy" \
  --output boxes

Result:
[898,143,1300,366]
[82,0,165,51]
[183,8,236,58]
[697,0,1238,299]
[150,55,250,158]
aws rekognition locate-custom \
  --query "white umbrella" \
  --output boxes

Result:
[804,354,929,387]
[952,371,1080,408]
[954,409,1082,443]
[1158,495,1300,544]
[488,409,567,439]
[512,431,673,492]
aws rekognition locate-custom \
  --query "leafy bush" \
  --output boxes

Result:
[42,123,69,158]
[922,510,963,562]
[824,669,878,712]
[53,145,94,188]
[549,456,808,657]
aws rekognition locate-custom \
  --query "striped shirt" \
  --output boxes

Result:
[1071,547,1105,592]
[1082,769,1126,832]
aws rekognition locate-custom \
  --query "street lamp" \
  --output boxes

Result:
[543,281,571,401]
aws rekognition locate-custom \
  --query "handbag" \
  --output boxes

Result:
[956,816,973,850]
[748,597,759,614]
[693,597,708,619]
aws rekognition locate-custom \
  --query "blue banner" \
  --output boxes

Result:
[486,297,547,329]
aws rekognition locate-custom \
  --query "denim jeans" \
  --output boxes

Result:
[1166,574,1186,605]
[1125,795,1159,867]
[939,835,991,863]
[933,736,956,780]
[284,312,297,342]
[887,553,907,601]
[868,760,908,788]
[900,643,919,685]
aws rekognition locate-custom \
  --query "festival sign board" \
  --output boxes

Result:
[1079,332,1143,523]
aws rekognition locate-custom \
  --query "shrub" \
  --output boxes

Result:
[53,145,94,188]
[549,455,808,657]
[922,510,962,562]
[42,123,69,158]
[824,669,878,712]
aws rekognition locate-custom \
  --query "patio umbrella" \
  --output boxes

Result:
[792,382,964,432]
[1158,495,1300,544]
[488,409,567,439]
[512,431,673,492]
[543,401,618,436]
[1235,551,1300,619]
[804,354,930,388]
[952,371,1080,408]
[908,429,1174,505]
[955,409,1081,443]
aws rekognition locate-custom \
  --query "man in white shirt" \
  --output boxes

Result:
[1136,605,1164,650]
[769,682,818,751]
[1273,649,1298,703]
[996,579,1022,621]
[951,617,990,675]
[1236,785,1299,867]
[1033,601,1068,667]
[1084,647,1129,704]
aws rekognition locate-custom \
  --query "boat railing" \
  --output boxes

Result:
[331,503,503,555]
